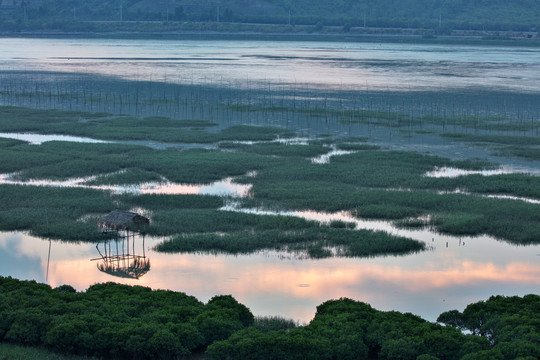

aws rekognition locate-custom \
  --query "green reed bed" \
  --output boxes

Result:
[71,123,292,144]
[147,209,314,237]
[241,148,540,244]
[0,140,275,183]
[0,106,294,144]
[0,138,26,148]
[442,133,540,146]
[84,168,164,185]
[0,185,113,242]
[248,150,490,191]
[420,173,540,199]
[0,106,216,131]
[219,141,330,158]
[155,227,425,259]
[223,102,538,135]
[0,142,146,181]
[0,146,68,176]
[248,181,540,244]
[118,193,223,211]
[219,125,296,141]
[135,148,275,183]
[0,182,233,241]
[128,201,423,258]
[1,105,539,250]
[0,106,106,131]
[335,143,380,151]
[495,146,540,160]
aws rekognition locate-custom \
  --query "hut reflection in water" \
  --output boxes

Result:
[92,210,150,279]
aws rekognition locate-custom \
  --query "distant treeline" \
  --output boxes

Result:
[0,276,538,359]
[1,0,539,33]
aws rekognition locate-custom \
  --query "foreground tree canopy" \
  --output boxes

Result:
[0,276,538,359]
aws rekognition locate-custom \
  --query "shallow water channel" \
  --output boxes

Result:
[0,172,251,197]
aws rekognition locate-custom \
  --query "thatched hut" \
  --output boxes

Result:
[93,210,151,279]
[98,210,149,233]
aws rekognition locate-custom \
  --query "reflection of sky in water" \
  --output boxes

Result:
[0,132,109,145]
[426,165,540,177]
[2,38,540,92]
[311,146,354,164]
[1,217,539,323]
[0,172,251,198]
[0,232,43,281]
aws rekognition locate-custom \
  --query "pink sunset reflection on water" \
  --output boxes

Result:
[1,230,538,323]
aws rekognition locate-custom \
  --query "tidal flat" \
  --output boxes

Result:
[0,38,539,325]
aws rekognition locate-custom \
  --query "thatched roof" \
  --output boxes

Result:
[99,210,150,232]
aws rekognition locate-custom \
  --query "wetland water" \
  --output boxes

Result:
[2,37,540,92]
[1,38,540,322]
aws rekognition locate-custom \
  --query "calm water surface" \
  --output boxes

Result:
[2,37,540,92]
[1,38,540,321]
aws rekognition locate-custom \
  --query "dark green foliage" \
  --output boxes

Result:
[53,285,76,293]
[0,342,95,360]
[207,295,535,360]
[253,316,297,333]
[438,295,540,360]
[206,295,255,328]
[459,349,504,360]
[417,355,441,360]
[0,277,253,359]
[205,326,336,360]
[1,277,537,360]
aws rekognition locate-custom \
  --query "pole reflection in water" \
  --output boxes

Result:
[46,238,52,283]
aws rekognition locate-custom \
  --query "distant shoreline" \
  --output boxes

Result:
[1,24,539,47]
